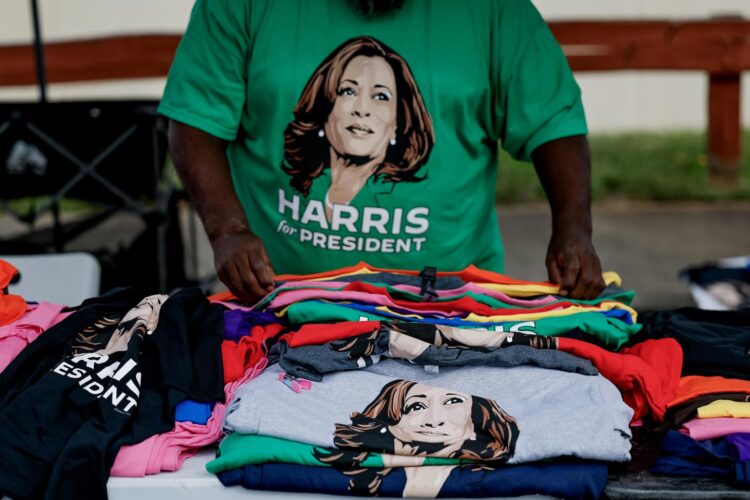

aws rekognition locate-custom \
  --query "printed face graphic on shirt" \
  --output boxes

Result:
[390,384,475,445]
[333,379,518,461]
[384,324,558,361]
[53,295,166,417]
[322,379,519,497]
[282,36,434,221]
[68,295,167,357]
[387,330,431,360]
[324,55,398,159]
[69,315,122,356]
[98,294,167,356]
[431,325,559,350]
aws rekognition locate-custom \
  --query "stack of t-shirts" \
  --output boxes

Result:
[654,376,750,487]
[0,288,225,500]
[214,360,630,498]
[207,262,686,498]
[110,309,277,477]
[630,306,750,488]
[212,263,682,422]
[212,262,642,349]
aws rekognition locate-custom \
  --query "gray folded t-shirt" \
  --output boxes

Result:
[278,328,598,381]
[225,360,632,464]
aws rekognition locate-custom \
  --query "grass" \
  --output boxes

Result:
[496,130,750,203]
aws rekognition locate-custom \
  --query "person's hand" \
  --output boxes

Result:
[211,229,275,304]
[545,229,605,300]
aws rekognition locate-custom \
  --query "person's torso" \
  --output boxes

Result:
[230,0,505,273]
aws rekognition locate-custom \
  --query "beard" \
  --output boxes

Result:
[352,0,407,16]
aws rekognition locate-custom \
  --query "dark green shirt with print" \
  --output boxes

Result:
[159,0,587,274]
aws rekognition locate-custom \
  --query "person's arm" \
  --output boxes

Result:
[531,135,604,299]
[169,120,275,302]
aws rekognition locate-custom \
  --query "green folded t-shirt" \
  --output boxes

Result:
[206,433,469,474]
[282,301,642,349]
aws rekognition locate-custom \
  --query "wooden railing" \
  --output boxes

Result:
[1,20,749,188]
[0,35,179,85]
[555,19,750,189]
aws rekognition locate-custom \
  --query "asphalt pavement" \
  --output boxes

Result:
[498,201,750,311]
[2,200,748,312]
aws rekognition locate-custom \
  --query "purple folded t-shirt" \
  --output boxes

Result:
[725,433,750,462]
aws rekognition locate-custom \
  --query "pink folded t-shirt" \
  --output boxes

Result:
[214,281,558,312]
[269,288,461,316]
[679,417,750,440]
[276,280,557,307]
[0,302,68,373]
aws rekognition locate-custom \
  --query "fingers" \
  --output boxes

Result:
[570,257,594,299]
[546,255,564,287]
[214,233,276,304]
[546,249,579,297]
[235,252,267,300]
[218,260,258,304]
[565,253,606,300]
[251,245,276,292]
[558,254,580,298]
[548,247,606,300]
[587,256,606,299]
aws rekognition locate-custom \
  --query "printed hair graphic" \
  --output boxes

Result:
[322,379,519,495]
[282,36,434,197]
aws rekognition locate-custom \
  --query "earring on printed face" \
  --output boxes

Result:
[389,137,396,146]
[318,129,325,138]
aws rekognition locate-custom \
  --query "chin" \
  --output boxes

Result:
[342,146,380,159]
[411,435,450,444]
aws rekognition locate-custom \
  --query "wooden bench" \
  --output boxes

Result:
[1,19,748,188]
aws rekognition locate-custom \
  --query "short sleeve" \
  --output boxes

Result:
[491,0,588,161]
[158,0,250,141]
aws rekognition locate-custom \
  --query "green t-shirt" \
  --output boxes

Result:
[206,433,467,474]
[159,0,587,274]
[283,302,641,349]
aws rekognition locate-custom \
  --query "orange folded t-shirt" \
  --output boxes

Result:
[274,261,545,286]
[209,262,552,303]
[0,259,26,327]
[668,375,750,408]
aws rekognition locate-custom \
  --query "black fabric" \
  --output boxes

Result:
[656,393,750,432]
[681,265,750,287]
[0,101,166,203]
[0,287,224,500]
[0,287,144,408]
[633,308,750,379]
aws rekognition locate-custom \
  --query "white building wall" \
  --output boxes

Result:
[1,0,750,133]
[534,0,750,132]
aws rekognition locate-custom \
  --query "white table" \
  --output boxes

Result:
[107,449,552,500]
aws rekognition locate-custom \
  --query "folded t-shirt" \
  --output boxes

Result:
[224,361,632,465]
[216,459,609,498]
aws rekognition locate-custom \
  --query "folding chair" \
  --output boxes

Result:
[2,252,100,306]
[0,101,176,292]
